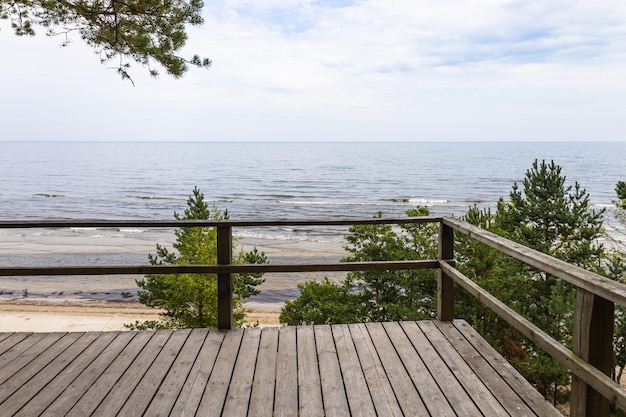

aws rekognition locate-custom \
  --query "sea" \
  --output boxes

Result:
[0,141,624,306]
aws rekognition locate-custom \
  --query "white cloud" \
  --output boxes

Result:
[1,0,626,141]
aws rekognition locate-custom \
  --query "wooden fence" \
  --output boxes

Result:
[1,216,625,417]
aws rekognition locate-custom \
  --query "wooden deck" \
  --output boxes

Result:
[0,320,561,417]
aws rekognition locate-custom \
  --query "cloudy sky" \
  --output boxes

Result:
[2,0,626,142]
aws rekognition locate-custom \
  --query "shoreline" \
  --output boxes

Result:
[0,299,282,332]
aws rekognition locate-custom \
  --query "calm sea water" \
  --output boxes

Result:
[0,141,624,303]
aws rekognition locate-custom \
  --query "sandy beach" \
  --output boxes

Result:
[0,299,281,332]
[0,234,348,332]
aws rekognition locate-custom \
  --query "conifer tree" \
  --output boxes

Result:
[128,187,267,330]
[0,0,211,83]
[493,159,605,403]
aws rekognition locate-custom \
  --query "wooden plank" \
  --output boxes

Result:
[412,321,508,416]
[448,320,562,416]
[89,330,174,417]
[365,322,430,416]
[382,322,456,416]
[332,324,377,417]
[65,330,157,417]
[116,329,192,417]
[170,329,226,416]
[42,331,138,417]
[11,332,115,417]
[248,326,279,417]
[433,320,537,416]
[194,328,245,416]
[222,327,263,416]
[297,325,324,417]
[348,323,403,417]
[0,332,82,405]
[0,332,30,357]
[273,326,298,417]
[0,333,64,380]
[315,325,350,417]
[143,328,210,417]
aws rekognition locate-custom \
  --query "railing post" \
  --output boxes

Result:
[217,225,233,330]
[438,221,454,321]
[571,289,614,417]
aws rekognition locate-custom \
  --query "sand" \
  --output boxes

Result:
[0,231,346,332]
[0,300,281,332]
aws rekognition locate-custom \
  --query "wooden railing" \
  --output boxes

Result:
[1,216,625,417]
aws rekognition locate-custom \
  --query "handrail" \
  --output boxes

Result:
[0,260,440,276]
[0,217,441,229]
[0,216,624,416]
[443,216,626,306]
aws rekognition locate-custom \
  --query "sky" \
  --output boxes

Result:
[1,0,626,142]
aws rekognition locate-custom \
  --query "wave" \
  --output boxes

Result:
[235,228,345,243]
[132,195,178,201]
[390,198,449,205]
[278,200,368,206]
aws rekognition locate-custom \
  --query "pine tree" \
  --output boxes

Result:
[128,187,267,330]
[493,159,605,403]
[0,1,211,83]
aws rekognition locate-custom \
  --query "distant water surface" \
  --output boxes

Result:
[0,141,623,303]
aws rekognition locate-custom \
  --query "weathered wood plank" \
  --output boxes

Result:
[65,330,157,416]
[432,320,537,416]
[0,333,64,380]
[0,332,30,357]
[382,321,455,416]
[42,331,138,417]
[315,325,350,417]
[365,322,430,416]
[221,327,262,416]
[116,329,191,417]
[348,323,403,417]
[143,328,210,417]
[273,326,298,417]
[0,332,82,405]
[297,325,324,417]
[11,332,114,417]
[0,322,564,417]
[449,320,563,417]
[400,321,484,416]
[248,326,279,417]
[194,328,245,416]
[170,329,226,416]
[90,330,174,417]
[332,324,377,417]
[412,321,508,416]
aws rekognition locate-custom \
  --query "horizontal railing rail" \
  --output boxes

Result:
[0,217,442,229]
[0,260,440,276]
[0,215,624,417]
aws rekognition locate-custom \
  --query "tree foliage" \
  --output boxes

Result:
[279,278,368,325]
[279,207,438,326]
[458,160,606,404]
[0,0,211,83]
[127,187,267,330]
